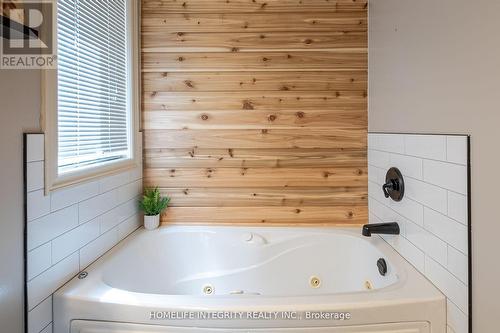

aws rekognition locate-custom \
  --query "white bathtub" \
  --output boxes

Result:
[54,226,446,333]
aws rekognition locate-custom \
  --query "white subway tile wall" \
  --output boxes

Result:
[368,133,469,333]
[25,134,143,333]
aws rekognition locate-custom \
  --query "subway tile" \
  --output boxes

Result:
[98,171,131,193]
[368,164,386,185]
[40,323,52,333]
[388,153,423,180]
[384,235,425,272]
[405,221,447,266]
[425,256,468,314]
[27,205,79,251]
[27,189,50,222]
[368,212,382,224]
[50,180,100,212]
[26,134,44,162]
[100,199,138,234]
[117,214,142,240]
[446,136,468,166]
[368,133,405,154]
[423,160,467,195]
[447,245,468,285]
[27,161,44,192]
[117,179,142,203]
[405,135,447,161]
[27,295,52,333]
[79,229,118,270]
[368,149,390,169]
[78,189,118,224]
[448,192,468,226]
[447,299,468,333]
[405,177,448,214]
[424,208,468,254]
[27,243,51,281]
[51,218,100,264]
[389,197,424,226]
[27,253,79,310]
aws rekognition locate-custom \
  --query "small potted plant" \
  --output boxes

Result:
[139,187,170,230]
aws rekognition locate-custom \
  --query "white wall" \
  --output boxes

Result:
[25,134,143,333]
[368,133,469,333]
[0,69,41,333]
[369,0,500,331]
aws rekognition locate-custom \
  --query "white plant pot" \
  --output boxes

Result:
[144,214,160,230]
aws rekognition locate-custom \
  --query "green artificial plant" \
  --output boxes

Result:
[139,187,170,216]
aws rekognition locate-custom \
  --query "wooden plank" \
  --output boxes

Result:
[142,31,367,52]
[144,167,367,187]
[144,148,367,168]
[159,187,367,207]
[143,91,367,111]
[142,71,367,92]
[142,0,368,13]
[160,206,368,225]
[142,12,366,33]
[143,129,367,149]
[142,51,367,72]
[142,110,366,129]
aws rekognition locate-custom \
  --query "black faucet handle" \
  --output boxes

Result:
[382,180,395,198]
[382,167,405,202]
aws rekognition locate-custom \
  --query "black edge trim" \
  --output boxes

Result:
[467,136,472,333]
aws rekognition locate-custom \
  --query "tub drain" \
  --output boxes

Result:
[203,284,214,295]
[309,276,321,288]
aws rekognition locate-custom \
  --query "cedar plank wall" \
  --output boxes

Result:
[141,0,368,225]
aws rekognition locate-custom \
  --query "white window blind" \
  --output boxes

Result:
[57,0,130,174]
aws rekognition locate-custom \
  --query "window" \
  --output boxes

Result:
[43,0,139,190]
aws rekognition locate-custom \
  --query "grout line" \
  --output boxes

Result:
[37,321,52,333]
[368,192,468,256]
[368,147,467,167]
[368,165,467,225]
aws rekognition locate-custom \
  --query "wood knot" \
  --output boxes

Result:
[268,114,276,122]
[231,47,239,52]
[356,169,363,175]
[177,56,184,62]
[295,209,301,214]
[150,91,157,97]
[228,148,234,157]
[347,211,354,218]
[261,129,268,134]
[323,171,330,178]
[304,38,313,44]
[259,34,266,39]
[296,111,305,118]
[184,80,194,88]
[200,114,209,121]
[177,32,184,36]
[242,100,254,110]
[279,85,289,91]
[262,57,269,62]
[183,189,189,195]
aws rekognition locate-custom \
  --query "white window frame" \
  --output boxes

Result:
[41,0,141,192]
